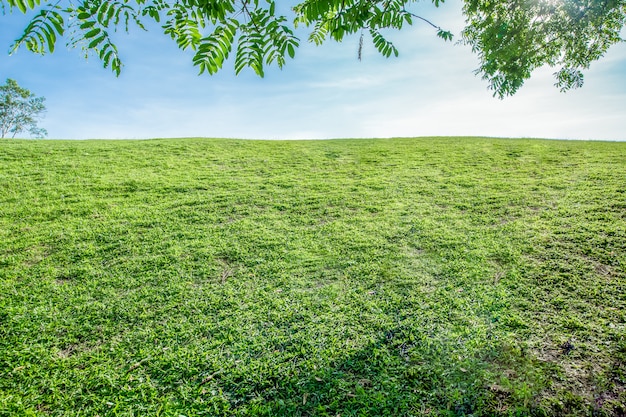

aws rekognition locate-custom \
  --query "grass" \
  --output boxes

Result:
[0,137,624,416]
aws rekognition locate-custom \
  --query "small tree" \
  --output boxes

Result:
[0,78,47,138]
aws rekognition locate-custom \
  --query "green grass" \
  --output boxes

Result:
[0,137,624,416]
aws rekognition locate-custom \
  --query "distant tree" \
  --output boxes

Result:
[0,78,47,139]
[2,0,625,98]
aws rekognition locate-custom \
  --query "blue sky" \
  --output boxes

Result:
[1,1,625,140]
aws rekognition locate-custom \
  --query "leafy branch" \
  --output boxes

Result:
[3,0,625,97]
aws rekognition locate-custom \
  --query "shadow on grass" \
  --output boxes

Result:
[170,326,552,417]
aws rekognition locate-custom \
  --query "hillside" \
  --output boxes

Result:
[1,137,625,416]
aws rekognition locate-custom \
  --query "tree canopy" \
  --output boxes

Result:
[0,78,47,138]
[2,0,625,98]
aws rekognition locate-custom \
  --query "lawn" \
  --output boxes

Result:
[0,137,624,416]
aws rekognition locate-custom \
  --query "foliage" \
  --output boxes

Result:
[462,0,626,97]
[2,0,624,97]
[0,78,47,138]
[0,137,625,416]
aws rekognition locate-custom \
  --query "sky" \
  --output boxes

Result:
[1,1,625,140]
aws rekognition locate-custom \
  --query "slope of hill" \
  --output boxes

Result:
[1,137,625,416]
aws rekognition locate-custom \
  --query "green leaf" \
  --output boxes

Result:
[16,0,27,13]
[80,21,96,30]
[43,22,56,52]
[88,34,106,48]
[84,28,101,39]
[436,30,453,41]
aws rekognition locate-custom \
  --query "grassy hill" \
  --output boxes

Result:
[0,137,625,416]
